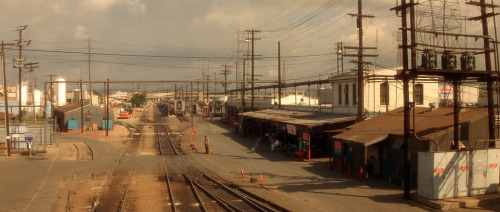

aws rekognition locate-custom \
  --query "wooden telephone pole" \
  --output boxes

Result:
[347,0,375,122]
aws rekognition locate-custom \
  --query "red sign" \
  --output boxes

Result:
[460,166,469,171]
[302,132,309,141]
[334,141,342,155]
[490,164,498,168]
[434,168,444,173]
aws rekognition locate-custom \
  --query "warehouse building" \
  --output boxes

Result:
[54,103,114,131]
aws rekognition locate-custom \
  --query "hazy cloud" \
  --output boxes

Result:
[73,24,89,40]
[0,0,494,90]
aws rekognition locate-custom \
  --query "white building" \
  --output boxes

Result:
[329,68,440,116]
[224,67,500,120]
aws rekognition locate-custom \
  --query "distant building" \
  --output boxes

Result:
[53,103,114,131]
[111,91,131,100]
[226,68,441,117]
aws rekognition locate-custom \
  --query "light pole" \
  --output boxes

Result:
[14,25,30,122]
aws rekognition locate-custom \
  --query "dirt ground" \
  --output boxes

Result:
[51,107,176,211]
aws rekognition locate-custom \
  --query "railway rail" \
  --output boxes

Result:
[154,105,284,212]
[92,118,145,211]
[66,104,284,211]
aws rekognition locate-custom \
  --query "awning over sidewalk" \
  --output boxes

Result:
[242,109,357,129]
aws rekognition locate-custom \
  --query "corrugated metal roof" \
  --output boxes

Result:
[54,103,108,114]
[54,103,89,113]
[242,109,357,128]
[333,107,488,146]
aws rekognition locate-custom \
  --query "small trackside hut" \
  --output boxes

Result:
[54,103,114,131]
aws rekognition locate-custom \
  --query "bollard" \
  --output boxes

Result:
[241,169,245,178]
[360,166,364,181]
[348,163,352,176]
[259,175,263,185]
[338,160,342,173]
[85,129,88,136]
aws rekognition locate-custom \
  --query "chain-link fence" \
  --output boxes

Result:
[0,119,55,152]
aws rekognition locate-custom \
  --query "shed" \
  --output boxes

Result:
[54,103,114,131]
[242,109,357,160]
[332,107,489,179]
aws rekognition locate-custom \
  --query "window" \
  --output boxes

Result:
[344,84,349,105]
[338,84,342,105]
[415,84,424,105]
[176,101,183,110]
[352,83,357,105]
[380,83,389,105]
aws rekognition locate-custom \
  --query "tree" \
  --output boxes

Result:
[131,93,147,107]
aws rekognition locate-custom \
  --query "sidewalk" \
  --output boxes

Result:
[414,193,500,210]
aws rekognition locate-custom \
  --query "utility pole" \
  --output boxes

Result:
[348,0,374,122]
[242,59,246,108]
[196,82,200,102]
[206,74,209,106]
[106,79,109,137]
[213,72,217,116]
[391,0,414,200]
[80,79,84,135]
[14,25,30,123]
[2,41,16,157]
[396,0,411,200]
[174,84,177,99]
[278,41,282,109]
[87,39,93,105]
[24,62,39,122]
[467,0,498,147]
[202,59,210,106]
[191,82,194,121]
[220,65,231,96]
[245,29,261,111]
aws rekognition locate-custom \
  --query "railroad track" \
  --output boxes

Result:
[154,105,284,212]
[92,115,146,212]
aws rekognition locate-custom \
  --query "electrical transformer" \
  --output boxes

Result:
[421,49,437,69]
[441,50,457,70]
[460,52,476,70]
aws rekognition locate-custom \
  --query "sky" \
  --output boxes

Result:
[0,0,497,91]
